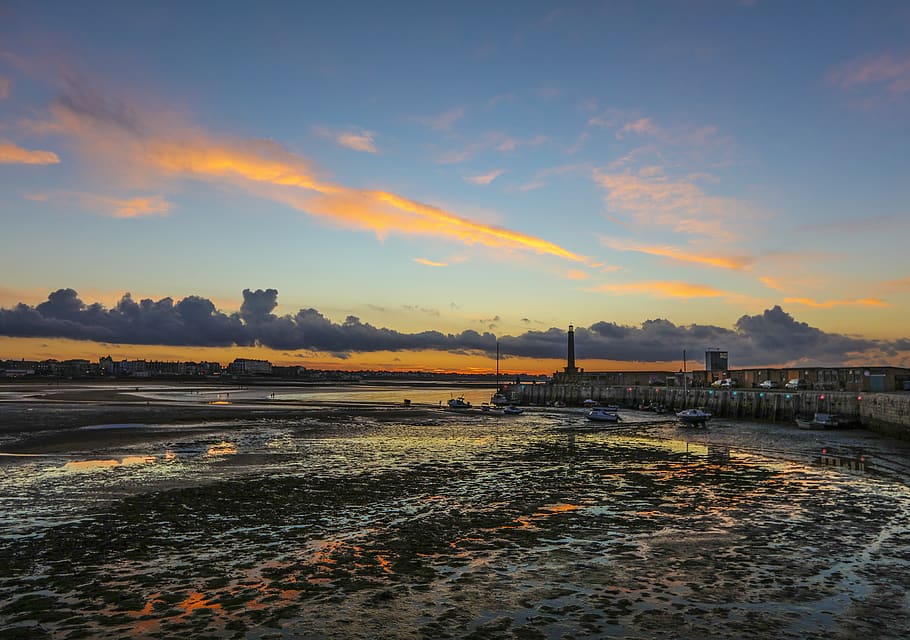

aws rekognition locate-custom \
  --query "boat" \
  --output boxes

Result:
[585,407,621,422]
[813,412,845,428]
[503,405,524,415]
[676,408,711,426]
[447,396,472,410]
[797,412,849,429]
[490,342,509,406]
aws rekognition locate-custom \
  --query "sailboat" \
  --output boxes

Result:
[490,342,509,406]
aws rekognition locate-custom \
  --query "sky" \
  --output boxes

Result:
[1,0,909,374]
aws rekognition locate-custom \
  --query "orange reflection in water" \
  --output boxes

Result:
[63,455,156,471]
[206,442,237,457]
[178,591,222,614]
[503,503,582,530]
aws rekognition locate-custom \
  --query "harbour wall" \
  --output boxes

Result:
[511,384,910,438]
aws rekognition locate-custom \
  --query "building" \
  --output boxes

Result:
[227,358,273,376]
[705,349,728,381]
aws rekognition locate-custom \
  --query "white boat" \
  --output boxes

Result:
[490,343,509,406]
[447,396,472,410]
[503,405,524,415]
[585,408,621,422]
[677,408,711,426]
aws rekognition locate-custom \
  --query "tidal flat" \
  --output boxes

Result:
[1,385,909,639]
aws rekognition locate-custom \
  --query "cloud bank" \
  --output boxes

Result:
[2,289,907,367]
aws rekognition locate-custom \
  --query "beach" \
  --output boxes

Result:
[2,382,910,639]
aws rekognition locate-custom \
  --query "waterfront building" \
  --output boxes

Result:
[227,358,273,376]
[705,349,728,382]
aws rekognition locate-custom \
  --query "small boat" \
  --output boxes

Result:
[586,407,621,422]
[503,405,524,415]
[677,408,711,426]
[490,342,509,406]
[447,396,472,410]
[798,412,849,429]
[813,412,843,428]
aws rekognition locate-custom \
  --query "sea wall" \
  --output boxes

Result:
[511,383,910,438]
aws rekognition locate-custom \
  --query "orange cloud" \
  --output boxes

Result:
[783,297,890,308]
[336,131,378,153]
[0,140,60,165]
[102,195,172,218]
[591,280,728,299]
[26,191,171,218]
[592,167,754,242]
[601,238,752,270]
[759,276,784,291]
[465,169,505,185]
[414,258,447,267]
[566,269,590,280]
[48,86,587,264]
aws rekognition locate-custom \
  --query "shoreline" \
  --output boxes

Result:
[2,382,910,484]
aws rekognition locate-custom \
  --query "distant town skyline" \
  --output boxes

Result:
[1,2,909,373]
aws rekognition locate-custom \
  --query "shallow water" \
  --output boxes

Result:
[1,406,909,639]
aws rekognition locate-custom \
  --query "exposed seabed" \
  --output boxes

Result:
[1,385,909,639]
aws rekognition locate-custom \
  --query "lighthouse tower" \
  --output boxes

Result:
[564,325,578,375]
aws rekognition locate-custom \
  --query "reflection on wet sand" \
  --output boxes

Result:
[1,408,909,639]
[205,441,237,457]
[63,455,156,471]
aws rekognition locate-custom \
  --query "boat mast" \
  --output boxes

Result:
[496,341,500,389]
[683,349,688,404]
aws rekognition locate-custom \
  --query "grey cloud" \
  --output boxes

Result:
[0,292,905,366]
[502,306,902,367]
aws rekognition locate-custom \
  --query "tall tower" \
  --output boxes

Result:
[565,325,578,374]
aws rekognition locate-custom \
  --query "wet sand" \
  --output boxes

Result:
[2,383,910,639]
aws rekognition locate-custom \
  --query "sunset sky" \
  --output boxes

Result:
[1,1,909,374]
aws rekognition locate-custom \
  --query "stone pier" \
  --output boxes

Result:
[508,383,910,438]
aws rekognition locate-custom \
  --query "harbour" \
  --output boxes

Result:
[507,384,910,438]
[2,383,910,638]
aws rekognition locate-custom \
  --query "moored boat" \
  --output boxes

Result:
[447,396,472,410]
[585,407,621,422]
[503,405,524,415]
[677,408,711,426]
[797,412,850,429]
[490,392,509,406]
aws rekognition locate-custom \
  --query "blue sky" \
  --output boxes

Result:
[1,1,909,371]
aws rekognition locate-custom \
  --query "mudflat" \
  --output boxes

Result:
[2,381,910,639]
